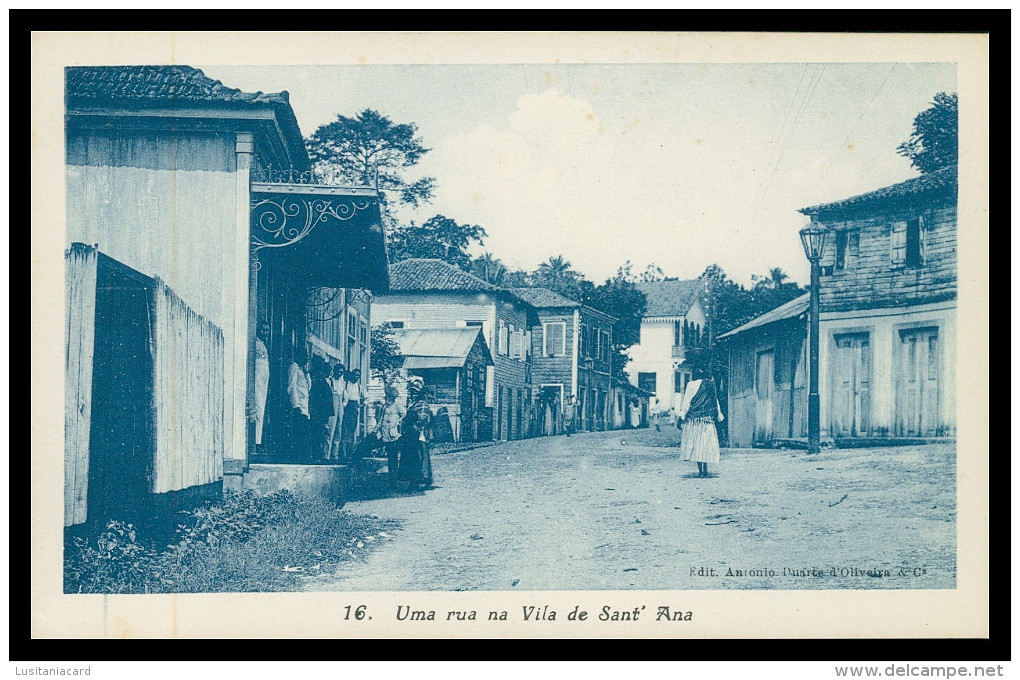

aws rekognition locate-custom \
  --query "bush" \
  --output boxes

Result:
[64,491,398,594]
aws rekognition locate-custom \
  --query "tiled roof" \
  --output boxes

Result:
[391,327,492,369]
[388,259,502,293]
[508,287,579,309]
[717,293,809,340]
[65,66,308,168]
[636,279,703,318]
[66,65,290,106]
[799,165,957,216]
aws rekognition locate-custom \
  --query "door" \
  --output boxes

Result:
[896,328,940,436]
[88,263,154,525]
[754,349,775,443]
[830,333,871,437]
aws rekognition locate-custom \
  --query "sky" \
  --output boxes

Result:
[201,62,956,287]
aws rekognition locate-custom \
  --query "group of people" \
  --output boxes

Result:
[249,322,434,491]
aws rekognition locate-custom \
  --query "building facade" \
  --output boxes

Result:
[371,259,538,441]
[510,287,617,433]
[722,167,957,447]
[63,66,388,526]
[625,279,708,413]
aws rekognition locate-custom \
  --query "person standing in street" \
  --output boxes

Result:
[376,384,405,489]
[286,347,311,461]
[399,376,433,491]
[341,368,365,461]
[325,363,347,461]
[563,396,576,437]
[308,356,335,462]
[676,365,724,478]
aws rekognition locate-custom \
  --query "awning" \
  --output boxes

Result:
[390,327,493,370]
[250,183,390,292]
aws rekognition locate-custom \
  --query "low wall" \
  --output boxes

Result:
[238,464,352,506]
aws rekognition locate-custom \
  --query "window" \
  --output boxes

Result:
[674,370,685,393]
[543,322,566,356]
[835,230,859,271]
[465,320,484,327]
[601,331,610,362]
[892,217,925,268]
[388,320,405,329]
[673,321,682,347]
[638,372,656,394]
[579,324,588,358]
[509,328,524,359]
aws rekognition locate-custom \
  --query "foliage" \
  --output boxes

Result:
[306,109,436,226]
[470,252,507,284]
[896,92,958,174]
[64,491,399,594]
[388,214,488,271]
[371,322,405,381]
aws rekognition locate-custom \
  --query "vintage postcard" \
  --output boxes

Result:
[30,31,989,639]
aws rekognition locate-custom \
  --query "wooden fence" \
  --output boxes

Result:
[64,244,98,526]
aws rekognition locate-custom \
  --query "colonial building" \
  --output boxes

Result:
[625,279,708,412]
[721,167,957,447]
[509,287,617,433]
[371,259,538,441]
[63,66,388,527]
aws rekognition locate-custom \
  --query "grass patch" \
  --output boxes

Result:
[64,490,399,594]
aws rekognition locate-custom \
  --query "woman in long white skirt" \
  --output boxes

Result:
[677,366,725,478]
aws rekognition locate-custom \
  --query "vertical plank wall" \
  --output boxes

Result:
[64,244,98,526]
[151,279,225,493]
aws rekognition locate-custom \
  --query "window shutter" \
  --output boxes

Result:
[918,215,927,265]
[524,330,532,359]
[510,329,522,359]
[891,221,907,266]
[485,365,495,406]
[499,323,509,355]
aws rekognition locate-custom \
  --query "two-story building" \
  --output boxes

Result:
[625,279,709,413]
[371,258,538,441]
[721,166,957,447]
[63,65,388,528]
[509,287,617,433]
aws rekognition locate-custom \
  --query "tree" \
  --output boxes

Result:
[532,255,583,300]
[640,263,666,283]
[764,267,789,289]
[580,265,648,380]
[896,92,958,174]
[370,322,404,381]
[306,109,437,224]
[471,252,506,285]
[388,214,488,271]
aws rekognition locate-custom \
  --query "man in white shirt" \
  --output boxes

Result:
[286,347,310,459]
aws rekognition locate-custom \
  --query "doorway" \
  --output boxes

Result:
[896,327,940,436]
[830,333,871,437]
[754,348,775,443]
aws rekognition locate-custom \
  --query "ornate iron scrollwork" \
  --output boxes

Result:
[250,195,378,254]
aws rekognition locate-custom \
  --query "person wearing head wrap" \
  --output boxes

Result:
[398,375,433,491]
[676,364,725,478]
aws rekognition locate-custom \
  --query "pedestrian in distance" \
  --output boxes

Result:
[676,364,724,478]
[340,368,364,461]
[563,396,576,437]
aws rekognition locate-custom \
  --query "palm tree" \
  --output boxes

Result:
[475,252,506,284]
[766,267,789,289]
[537,255,574,280]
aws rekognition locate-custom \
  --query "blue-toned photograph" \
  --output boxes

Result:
[61,60,958,595]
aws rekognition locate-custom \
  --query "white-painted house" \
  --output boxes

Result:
[625,279,708,412]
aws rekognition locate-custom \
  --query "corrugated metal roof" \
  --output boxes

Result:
[391,327,492,369]
[717,293,810,340]
[799,165,957,216]
[636,279,703,318]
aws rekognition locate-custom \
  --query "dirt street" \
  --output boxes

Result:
[306,429,955,591]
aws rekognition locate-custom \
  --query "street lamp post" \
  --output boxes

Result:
[799,221,831,455]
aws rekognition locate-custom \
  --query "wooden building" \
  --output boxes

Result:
[722,167,957,447]
[718,294,809,448]
[509,287,617,433]
[63,66,388,526]
[371,259,538,440]
[368,327,493,443]
[625,279,709,413]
